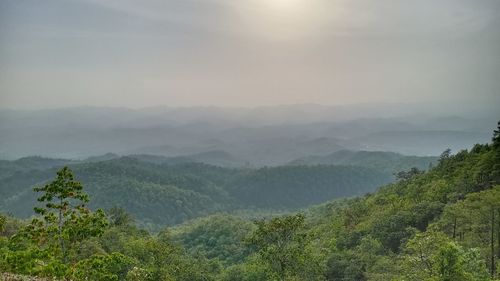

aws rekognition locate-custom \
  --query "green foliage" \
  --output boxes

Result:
[26,167,108,264]
[493,121,500,148]
[71,253,135,281]
[0,156,74,180]
[171,214,255,265]
[228,165,391,209]
[220,256,270,281]
[0,214,5,233]
[436,186,500,278]
[372,211,417,253]
[0,158,392,227]
[325,252,366,281]
[126,266,153,281]
[303,130,500,280]
[395,167,424,182]
[98,224,219,281]
[1,122,500,281]
[433,242,478,281]
[108,207,135,227]
[403,234,489,281]
[0,168,109,279]
[290,150,437,175]
[0,246,68,278]
[402,231,453,280]
[0,214,23,243]
[247,214,319,280]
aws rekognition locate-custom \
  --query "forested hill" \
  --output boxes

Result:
[0,157,392,226]
[290,150,437,174]
[0,124,499,280]
[169,124,500,280]
[296,139,500,279]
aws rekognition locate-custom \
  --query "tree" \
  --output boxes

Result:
[402,231,450,280]
[440,149,452,161]
[395,167,423,182]
[0,214,5,233]
[372,211,417,253]
[107,207,134,227]
[435,186,500,279]
[247,214,309,281]
[433,242,468,281]
[71,253,135,281]
[29,167,108,263]
[491,121,500,186]
[464,186,500,278]
[122,235,215,281]
[325,252,366,281]
[493,121,500,149]
[402,231,489,281]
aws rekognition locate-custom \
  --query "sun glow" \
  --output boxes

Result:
[238,0,333,41]
[263,0,303,12]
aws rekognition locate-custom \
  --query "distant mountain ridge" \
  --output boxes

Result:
[85,150,247,167]
[290,150,438,174]
[0,106,494,163]
[0,156,76,179]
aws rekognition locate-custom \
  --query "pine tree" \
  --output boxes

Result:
[30,167,107,263]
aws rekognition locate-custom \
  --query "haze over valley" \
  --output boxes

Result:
[0,104,494,165]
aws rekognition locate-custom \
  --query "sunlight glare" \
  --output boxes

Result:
[265,0,303,12]
[243,0,330,41]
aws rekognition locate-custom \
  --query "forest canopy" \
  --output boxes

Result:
[0,122,499,280]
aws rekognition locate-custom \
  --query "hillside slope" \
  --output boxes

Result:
[296,133,500,279]
[171,124,500,280]
[290,150,437,174]
[1,124,499,281]
[0,158,392,226]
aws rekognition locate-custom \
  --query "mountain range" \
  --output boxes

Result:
[0,105,494,165]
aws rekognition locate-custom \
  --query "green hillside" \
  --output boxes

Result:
[170,123,500,280]
[0,156,75,179]
[1,124,498,280]
[226,165,390,209]
[0,158,391,227]
[290,150,438,174]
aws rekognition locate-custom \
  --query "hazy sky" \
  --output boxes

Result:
[1,0,499,109]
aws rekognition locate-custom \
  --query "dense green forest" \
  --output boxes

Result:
[0,156,399,227]
[289,150,438,174]
[0,123,499,280]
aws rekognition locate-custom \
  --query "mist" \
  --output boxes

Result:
[1,0,499,109]
[0,105,495,162]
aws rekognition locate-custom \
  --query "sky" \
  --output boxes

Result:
[0,0,499,109]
